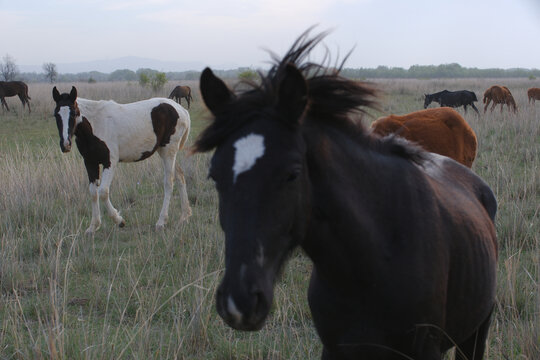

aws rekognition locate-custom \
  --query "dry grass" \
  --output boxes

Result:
[0,78,538,359]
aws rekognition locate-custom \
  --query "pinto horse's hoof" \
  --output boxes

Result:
[118,220,126,228]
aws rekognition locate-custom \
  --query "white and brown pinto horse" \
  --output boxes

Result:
[52,86,192,234]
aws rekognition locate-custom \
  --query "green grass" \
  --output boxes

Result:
[0,79,538,359]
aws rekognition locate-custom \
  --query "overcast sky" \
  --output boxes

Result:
[2,0,540,72]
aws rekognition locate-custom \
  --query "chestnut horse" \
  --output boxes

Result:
[371,107,478,168]
[483,85,517,113]
[527,87,540,104]
[168,85,193,109]
[0,81,31,112]
[195,30,497,360]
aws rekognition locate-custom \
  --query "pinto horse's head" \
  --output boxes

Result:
[196,65,310,331]
[52,86,79,153]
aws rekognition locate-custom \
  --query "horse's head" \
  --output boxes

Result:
[423,93,433,109]
[52,86,79,153]
[196,65,309,331]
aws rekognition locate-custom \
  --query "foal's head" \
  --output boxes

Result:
[52,86,79,153]
[196,64,310,330]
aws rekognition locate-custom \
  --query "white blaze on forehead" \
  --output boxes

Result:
[232,133,265,183]
[58,106,71,142]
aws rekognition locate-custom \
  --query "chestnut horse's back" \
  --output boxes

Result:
[371,107,477,168]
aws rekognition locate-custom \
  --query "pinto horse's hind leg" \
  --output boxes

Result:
[454,308,493,360]
[156,148,192,230]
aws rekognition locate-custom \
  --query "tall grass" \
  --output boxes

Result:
[0,78,538,359]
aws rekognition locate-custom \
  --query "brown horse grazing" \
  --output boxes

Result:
[527,87,540,104]
[168,85,193,109]
[0,81,31,112]
[371,107,478,168]
[483,85,517,113]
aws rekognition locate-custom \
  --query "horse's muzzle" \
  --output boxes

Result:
[61,140,72,153]
[216,277,271,331]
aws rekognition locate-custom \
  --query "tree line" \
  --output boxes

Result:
[2,54,539,83]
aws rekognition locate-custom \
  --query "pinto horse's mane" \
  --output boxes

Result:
[194,30,426,163]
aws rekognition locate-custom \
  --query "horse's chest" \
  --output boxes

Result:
[75,119,111,167]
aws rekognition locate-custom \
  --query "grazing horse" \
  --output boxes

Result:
[0,81,31,112]
[371,107,478,168]
[483,85,517,113]
[168,85,193,109]
[527,87,540,104]
[52,86,192,234]
[194,31,497,360]
[424,90,479,114]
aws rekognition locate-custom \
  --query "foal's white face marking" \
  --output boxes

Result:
[58,106,71,147]
[227,295,243,323]
[232,133,265,183]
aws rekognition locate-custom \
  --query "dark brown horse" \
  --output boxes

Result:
[483,85,517,113]
[195,30,497,360]
[371,107,478,168]
[527,87,540,104]
[0,81,31,112]
[168,85,193,109]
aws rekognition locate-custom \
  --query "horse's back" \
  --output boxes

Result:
[372,108,477,167]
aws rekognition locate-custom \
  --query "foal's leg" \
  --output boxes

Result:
[156,149,176,229]
[84,160,102,235]
[98,163,126,228]
[156,148,192,229]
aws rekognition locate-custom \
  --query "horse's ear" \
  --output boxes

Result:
[52,86,60,102]
[277,64,307,124]
[69,86,77,102]
[200,67,233,116]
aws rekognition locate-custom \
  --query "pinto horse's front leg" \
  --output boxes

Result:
[84,159,102,235]
[86,181,101,235]
[99,164,125,228]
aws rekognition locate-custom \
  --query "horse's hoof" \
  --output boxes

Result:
[118,220,126,228]
[155,224,165,231]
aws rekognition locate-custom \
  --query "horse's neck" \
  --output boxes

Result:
[76,98,102,125]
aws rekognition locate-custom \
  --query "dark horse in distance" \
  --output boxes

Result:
[168,85,193,109]
[194,30,498,360]
[424,90,479,114]
[0,81,31,112]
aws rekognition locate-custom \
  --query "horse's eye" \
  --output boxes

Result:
[285,168,301,183]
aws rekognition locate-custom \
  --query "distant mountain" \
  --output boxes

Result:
[19,56,239,74]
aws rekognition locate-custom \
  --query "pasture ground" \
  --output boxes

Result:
[0,79,538,359]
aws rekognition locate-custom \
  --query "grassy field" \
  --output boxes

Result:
[0,78,538,359]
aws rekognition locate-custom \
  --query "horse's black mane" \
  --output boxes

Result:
[194,29,426,163]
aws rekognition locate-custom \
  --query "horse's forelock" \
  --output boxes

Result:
[194,29,378,153]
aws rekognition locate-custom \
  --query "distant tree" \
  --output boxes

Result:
[139,72,150,87]
[109,69,137,81]
[151,72,167,92]
[0,54,19,81]
[43,62,58,83]
[238,68,258,82]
